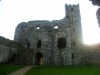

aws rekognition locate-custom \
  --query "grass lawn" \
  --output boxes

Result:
[24,66,100,75]
[0,64,25,75]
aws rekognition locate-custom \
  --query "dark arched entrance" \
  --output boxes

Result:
[36,52,43,65]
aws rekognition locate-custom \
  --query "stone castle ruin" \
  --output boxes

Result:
[0,4,100,65]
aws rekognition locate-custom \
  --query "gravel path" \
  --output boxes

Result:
[8,66,33,75]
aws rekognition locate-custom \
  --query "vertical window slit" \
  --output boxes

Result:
[72,54,74,59]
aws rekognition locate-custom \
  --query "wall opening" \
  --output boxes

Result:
[67,16,69,18]
[73,28,74,32]
[31,24,33,26]
[27,43,30,50]
[37,40,41,48]
[36,26,40,29]
[71,8,73,11]
[36,52,43,65]
[21,26,23,29]
[74,41,75,45]
[72,54,74,59]
[57,37,66,49]
[54,26,58,29]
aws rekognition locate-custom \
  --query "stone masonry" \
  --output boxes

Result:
[1,4,100,65]
[0,36,24,64]
[14,4,84,65]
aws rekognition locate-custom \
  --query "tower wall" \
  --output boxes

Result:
[65,4,84,65]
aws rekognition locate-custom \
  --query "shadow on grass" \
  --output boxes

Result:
[0,64,25,75]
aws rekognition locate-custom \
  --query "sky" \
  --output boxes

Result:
[0,0,100,44]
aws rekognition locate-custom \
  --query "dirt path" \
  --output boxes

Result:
[8,66,33,75]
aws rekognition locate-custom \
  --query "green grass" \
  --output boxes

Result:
[24,66,100,75]
[0,64,25,75]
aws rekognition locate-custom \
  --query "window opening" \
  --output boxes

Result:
[31,24,33,26]
[73,28,74,32]
[67,16,69,18]
[74,41,75,45]
[72,54,74,59]
[71,8,73,11]
[37,40,41,48]
[21,26,23,28]
[36,26,40,29]
[54,26,58,29]
[57,38,66,49]
[27,43,30,50]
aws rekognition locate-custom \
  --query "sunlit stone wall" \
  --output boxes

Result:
[14,4,84,65]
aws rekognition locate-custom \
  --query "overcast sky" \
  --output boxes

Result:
[0,0,100,44]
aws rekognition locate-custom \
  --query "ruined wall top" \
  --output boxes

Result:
[16,4,80,28]
[0,36,24,49]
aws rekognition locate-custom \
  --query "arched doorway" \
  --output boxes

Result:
[36,52,43,65]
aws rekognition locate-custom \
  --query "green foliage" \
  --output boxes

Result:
[0,64,24,75]
[25,66,100,75]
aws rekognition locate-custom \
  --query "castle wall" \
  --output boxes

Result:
[14,4,100,66]
[0,44,17,63]
[14,19,72,65]
[1,3,100,66]
[65,4,84,65]
[13,4,84,65]
[0,4,100,65]
[84,44,100,65]
[0,36,18,63]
